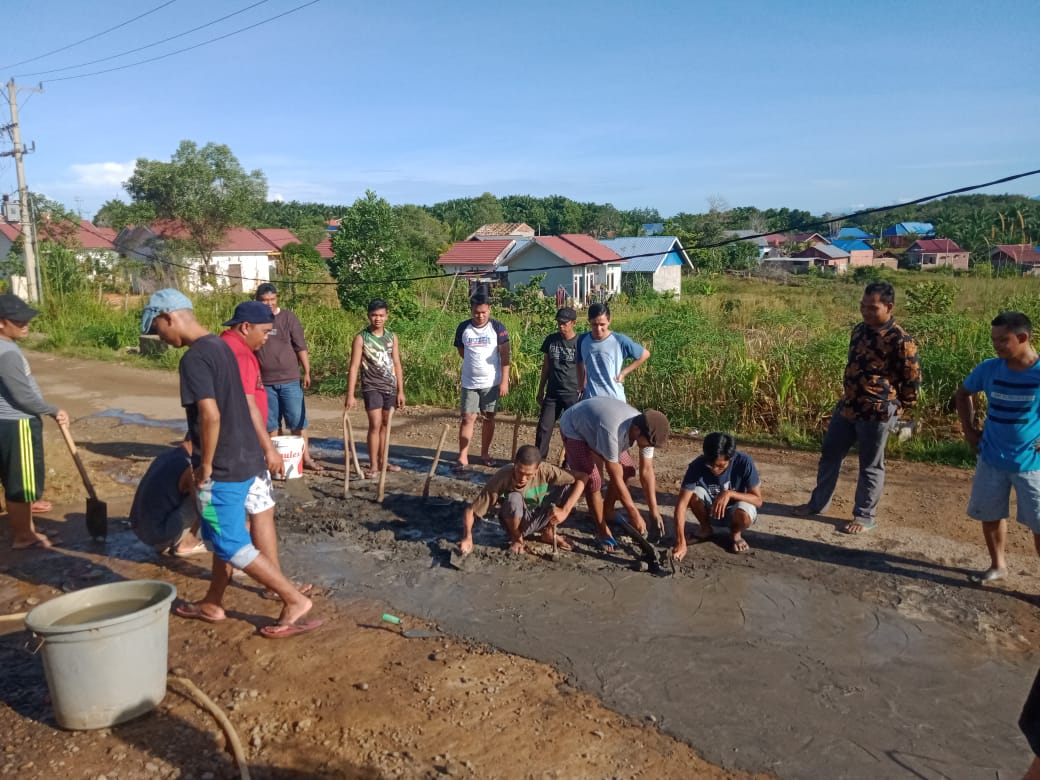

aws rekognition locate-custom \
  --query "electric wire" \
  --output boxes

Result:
[0,1,179,70]
[96,166,1040,289]
[17,0,273,78]
[34,0,322,83]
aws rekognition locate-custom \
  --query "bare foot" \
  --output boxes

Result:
[277,595,314,627]
[730,536,750,553]
[508,540,525,555]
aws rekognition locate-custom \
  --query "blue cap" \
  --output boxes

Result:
[141,288,193,334]
[222,300,275,327]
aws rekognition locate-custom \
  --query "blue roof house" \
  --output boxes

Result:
[882,222,935,237]
[834,226,872,240]
[599,236,691,299]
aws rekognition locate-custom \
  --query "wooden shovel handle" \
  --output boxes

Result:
[59,422,99,501]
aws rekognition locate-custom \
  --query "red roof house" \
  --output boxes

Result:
[905,238,970,271]
[991,244,1040,270]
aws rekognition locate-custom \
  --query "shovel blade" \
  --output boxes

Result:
[86,498,108,540]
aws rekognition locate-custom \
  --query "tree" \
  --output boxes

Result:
[329,191,417,315]
[124,141,267,276]
[393,204,450,268]
[272,242,336,308]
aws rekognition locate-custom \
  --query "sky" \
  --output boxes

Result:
[1,0,1038,222]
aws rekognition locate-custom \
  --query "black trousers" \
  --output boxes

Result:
[535,395,579,459]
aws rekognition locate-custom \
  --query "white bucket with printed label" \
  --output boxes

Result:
[271,435,305,479]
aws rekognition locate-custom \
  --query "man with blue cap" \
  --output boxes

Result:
[141,289,322,637]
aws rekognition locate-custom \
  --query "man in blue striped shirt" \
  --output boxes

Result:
[956,311,1040,584]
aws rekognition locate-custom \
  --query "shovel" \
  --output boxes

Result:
[58,422,107,539]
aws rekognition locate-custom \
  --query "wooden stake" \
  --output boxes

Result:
[377,407,395,502]
[423,423,451,501]
[510,413,522,460]
[344,413,364,479]
[341,411,351,498]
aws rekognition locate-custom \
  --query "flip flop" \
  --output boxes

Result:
[595,536,618,551]
[842,520,877,534]
[11,536,59,550]
[173,602,225,624]
[451,462,470,473]
[386,463,402,472]
[480,457,498,468]
[260,618,324,638]
[30,500,53,513]
[261,582,315,601]
[969,567,1007,584]
[169,540,209,557]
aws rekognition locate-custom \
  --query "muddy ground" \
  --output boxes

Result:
[2,351,1040,779]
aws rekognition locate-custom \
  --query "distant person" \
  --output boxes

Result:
[577,302,649,401]
[453,293,510,469]
[142,289,320,638]
[460,444,588,556]
[955,311,1040,584]
[672,432,763,557]
[535,307,580,459]
[254,282,323,471]
[345,299,405,478]
[0,294,69,550]
[129,438,205,556]
[794,281,920,533]
[558,397,668,546]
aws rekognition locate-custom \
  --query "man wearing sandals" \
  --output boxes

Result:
[794,281,920,534]
[460,445,587,555]
[673,432,762,557]
[142,289,321,638]
[956,311,1040,585]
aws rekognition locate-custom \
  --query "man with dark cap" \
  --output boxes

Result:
[558,396,669,547]
[142,289,321,637]
[535,306,580,459]
[0,293,68,549]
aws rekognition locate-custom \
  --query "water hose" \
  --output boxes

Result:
[168,675,250,780]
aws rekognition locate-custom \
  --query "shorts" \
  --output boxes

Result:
[363,389,397,412]
[498,485,570,536]
[0,417,44,504]
[562,435,635,493]
[967,458,1040,533]
[265,381,308,432]
[134,493,199,549]
[692,486,758,526]
[244,472,275,516]
[196,478,260,568]
[461,386,500,415]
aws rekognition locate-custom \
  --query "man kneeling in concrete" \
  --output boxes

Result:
[460,444,588,555]
[129,437,206,555]
[673,432,762,557]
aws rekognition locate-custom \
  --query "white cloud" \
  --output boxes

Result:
[68,161,135,190]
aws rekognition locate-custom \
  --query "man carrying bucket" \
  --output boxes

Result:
[142,289,321,638]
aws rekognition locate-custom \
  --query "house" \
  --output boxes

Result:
[599,236,691,299]
[990,244,1040,273]
[504,235,623,305]
[833,226,872,240]
[786,232,829,246]
[436,239,518,280]
[831,239,875,268]
[905,239,969,271]
[315,236,334,261]
[882,221,935,248]
[466,223,535,240]
[722,230,770,258]
[791,243,849,274]
[0,221,19,261]
[114,222,294,293]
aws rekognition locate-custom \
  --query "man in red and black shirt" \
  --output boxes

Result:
[794,281,921,533]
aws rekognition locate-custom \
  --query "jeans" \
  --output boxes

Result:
[265,381,308,432]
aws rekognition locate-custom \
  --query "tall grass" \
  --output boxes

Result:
[27,270,1040,464]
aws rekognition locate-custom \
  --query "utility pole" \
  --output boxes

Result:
[1,79,43,302]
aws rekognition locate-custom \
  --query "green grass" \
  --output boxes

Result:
[28,270,1040,467]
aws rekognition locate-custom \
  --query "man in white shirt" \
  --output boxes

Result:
[453,294,511,469]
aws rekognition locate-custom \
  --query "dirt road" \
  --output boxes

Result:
[2,350,1039,779]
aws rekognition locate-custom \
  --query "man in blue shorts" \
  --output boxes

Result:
[255,283,322,471]
[0,293,69,550]
[672,432,763,557]
[453,293,510,468]
[956,311,1040,584]
[576,302,649,401]
[142,289,321,637]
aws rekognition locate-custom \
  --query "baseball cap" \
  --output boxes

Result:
[555,306,577,323]
[637,409,670,449]
[222,300,275,327]
[0,293,40,322]
[141,288,193,335]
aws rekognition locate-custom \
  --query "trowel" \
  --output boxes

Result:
[381,613,444,639]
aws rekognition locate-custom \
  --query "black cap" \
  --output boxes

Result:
[556,307,577,323]
[222,301,275,326]
[0,293,40,321]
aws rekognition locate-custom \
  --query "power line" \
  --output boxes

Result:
[2,2,179,71]
[111,164,1040,290]
[35,0,321,83]
[17,0,272,78]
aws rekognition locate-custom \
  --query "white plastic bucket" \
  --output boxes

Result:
[272,434,305,479]
[24,580,177,730]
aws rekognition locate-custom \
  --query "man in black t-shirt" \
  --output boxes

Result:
[141,289,321,638]
[535,307,580,459]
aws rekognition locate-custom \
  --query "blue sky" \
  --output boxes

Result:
[2,0,1038,221]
